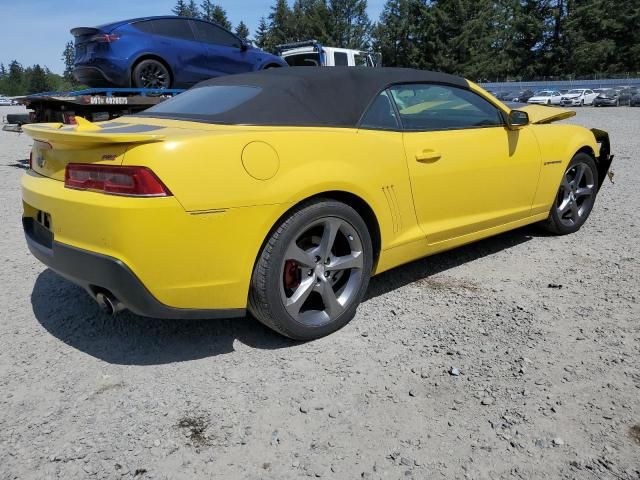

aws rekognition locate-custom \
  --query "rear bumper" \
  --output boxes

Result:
[21,170,286,315]
[24,218,244,319]
[73,63,129,88]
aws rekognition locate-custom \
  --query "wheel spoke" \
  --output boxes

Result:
[317,218,341,260]
[573,164,585,186]
[570,201,580,222]
[285,243,315,268]
[558,196,572,214]
[561,176,571,192]
[316,279,343,318]
[327,252,363,272]
[284,277,315,316]
[575,186,593,198]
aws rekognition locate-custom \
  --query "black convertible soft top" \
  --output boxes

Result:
[136,67,470,127]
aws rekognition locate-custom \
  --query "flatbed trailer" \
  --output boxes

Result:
[3,87,184,132]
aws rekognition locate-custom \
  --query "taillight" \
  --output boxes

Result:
[89,33,120,43]
[64,164,172,197]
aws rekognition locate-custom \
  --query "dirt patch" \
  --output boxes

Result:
[418,275,480,292]
[177,415,210,447]
[630,425,640,446]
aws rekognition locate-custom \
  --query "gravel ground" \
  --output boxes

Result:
[0,105,638,480]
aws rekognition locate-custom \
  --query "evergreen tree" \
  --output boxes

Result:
[188,0,200,17]
[62,41,76,83]
[172,0,188,15]
[266,0,294,51]
[201,1,232,29]
[211,5,232,29]
[254,16,270,48]
[6,60,24,96]
[27,64,51,94]
[327,0,371,50]
[235,21,250,40]
[372,0,431,69]
[0,63,6,78]
[565,0,640,76]
[290,0,332,43]
[173,0,200,17]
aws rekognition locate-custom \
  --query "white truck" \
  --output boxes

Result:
[277,40,381,68]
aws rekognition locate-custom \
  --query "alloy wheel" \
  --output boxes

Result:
[138,63,169,89]
[555,162,595,228]
[280,217,364,327]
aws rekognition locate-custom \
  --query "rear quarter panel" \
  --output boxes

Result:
[121,124,421,256]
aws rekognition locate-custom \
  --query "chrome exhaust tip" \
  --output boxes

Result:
[96,292,125,316]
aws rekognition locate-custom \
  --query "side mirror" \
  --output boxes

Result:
[507,110,529,129]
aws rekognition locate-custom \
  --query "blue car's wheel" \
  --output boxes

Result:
[132,59,171,89]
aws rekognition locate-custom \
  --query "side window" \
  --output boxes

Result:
[334,52,348,66]
[586,90,593,95]
[151,19,196,41]
[359,90,399,130]
[389,84,504,131]
[133,21,155,34]
[284,53,320,67]
[354,54,369,67]
[191,21,241,48]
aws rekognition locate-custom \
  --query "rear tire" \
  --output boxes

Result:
[541,153,598,235]
[132,59,171,89]
[249,200,373,340]
[6,113,29,125]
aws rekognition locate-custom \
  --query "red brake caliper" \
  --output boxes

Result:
[283,260,302,290]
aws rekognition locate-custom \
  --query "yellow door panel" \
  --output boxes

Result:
[402,126,541,244]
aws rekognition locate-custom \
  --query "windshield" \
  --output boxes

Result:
[536,91,552,97]
[567,90,584,94]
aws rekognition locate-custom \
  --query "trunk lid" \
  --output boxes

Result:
[517,105,576,124]
[71,27,104,60]
[23,118,166,181]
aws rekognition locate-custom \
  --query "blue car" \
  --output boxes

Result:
[72,16,288,89]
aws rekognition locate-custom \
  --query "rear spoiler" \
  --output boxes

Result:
[70,27,101,37]
[22,117,165,146]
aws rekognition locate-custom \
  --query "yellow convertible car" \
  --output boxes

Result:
[21,68,613,340]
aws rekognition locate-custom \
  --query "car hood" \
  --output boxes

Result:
[562,93,581,98]
[516,105,576,124]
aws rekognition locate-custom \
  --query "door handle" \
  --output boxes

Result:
[415,150,442,163]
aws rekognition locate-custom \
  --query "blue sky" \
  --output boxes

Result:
[0,0,385,74]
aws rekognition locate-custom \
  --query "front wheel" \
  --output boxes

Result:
[541,153,598,235]
[249,200,373,340]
